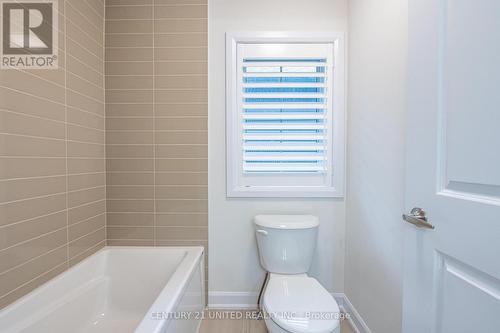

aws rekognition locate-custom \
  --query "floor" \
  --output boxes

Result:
[199,310,355,333]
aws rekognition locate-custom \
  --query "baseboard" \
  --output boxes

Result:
[208,291,371,333]
[208,292,259,309]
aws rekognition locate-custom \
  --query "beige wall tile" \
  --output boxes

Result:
[0,176,66,203]
[106,172,154,185]
[106,76,154,90]
[106,131,154,145]
[67,74,105,102]
[106,158,154,171]
[68,124,105,144]
[105,48,153,62]
[0,110,65,140]
[154,103,207,117]
[106,6,153,20]
[156,186,207,199]
[102,0,208,302]
[0,158,66,179]
[67,142,105,158]
[68,228,105,259]
[156,199,207,213]
[0,194,66,227]
[154,0,207,4]
[155,61,207,75]
[0,0,106,310]
[68,200,106,226]
[0,211,67,251]
[106,104,154,117]
[106,19,153,34]
[107,226,154,239]
[66,55,103,87]
[68,186,106,208]
[154,117,207,130]
[106,0,153,6]
[156,213,207,227]
[107,212,155,226]
[106,145,154,158]
[0,71,64,104]
[106,61,154,76]
[0,87,66,122]
[68,173,106,191]
[0,134,66,157]
[156,172,207,185]
[67,107,105,130]
[68,214,106,241]
[154,19,207,33]
[0,228,67,273]
[0,262,66,310]
[68,240,105,267]
[68,1,104,32]
[106,199,154,213]
[155,158,207,171]
[106,117,153,130]
[155,75,207,89]
[107,239,154,246]
[68,158,105,174]
[107,186,154,199]
[105,34,153,48]
[0,245,67,298]
[106,90,154,104]
[154,5,207,19]
[155,33,207,47]
[155,226,207,240]
[155,131,207,144]
[155,145,208,158]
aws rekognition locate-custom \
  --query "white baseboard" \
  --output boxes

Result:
[336,293,372,333]
[208,292,259,309]
[208,291,371,333]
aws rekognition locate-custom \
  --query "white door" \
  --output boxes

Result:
[403,0,500,332]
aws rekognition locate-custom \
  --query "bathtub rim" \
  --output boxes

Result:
[134,245,205,333]
[0,246,205,333]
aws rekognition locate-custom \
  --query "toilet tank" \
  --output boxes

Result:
[254,215,319,274]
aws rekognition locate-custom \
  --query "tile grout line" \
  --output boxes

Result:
[103,0,108,247]
[153,1,157,247]
[64,0,70,270]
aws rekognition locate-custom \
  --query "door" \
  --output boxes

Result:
[403,1,500,333]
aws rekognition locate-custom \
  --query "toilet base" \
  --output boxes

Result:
[262,309,341,333]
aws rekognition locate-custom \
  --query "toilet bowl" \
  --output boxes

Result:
[254,215,341,333]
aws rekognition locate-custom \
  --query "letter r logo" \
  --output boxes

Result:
[2,2,53,54]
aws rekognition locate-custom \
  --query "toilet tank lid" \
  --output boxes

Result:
[254,215,319,229]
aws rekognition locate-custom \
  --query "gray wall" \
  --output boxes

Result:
[345,0,408,332]
[208,0,348,305]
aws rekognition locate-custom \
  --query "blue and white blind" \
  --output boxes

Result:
[241,58,330,173]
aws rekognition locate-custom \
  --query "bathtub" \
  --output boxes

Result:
[0,246,205,333]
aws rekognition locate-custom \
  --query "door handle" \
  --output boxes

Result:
[403,207,435,229]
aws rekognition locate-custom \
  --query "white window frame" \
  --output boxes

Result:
[226,32,346,198]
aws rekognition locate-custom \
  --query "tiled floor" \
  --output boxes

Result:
[199,310,355,333]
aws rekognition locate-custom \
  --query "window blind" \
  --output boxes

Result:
[241,58,330,173]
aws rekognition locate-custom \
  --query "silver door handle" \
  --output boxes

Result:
[403,207,435,229]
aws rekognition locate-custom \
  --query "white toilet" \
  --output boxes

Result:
[254,215,340,333]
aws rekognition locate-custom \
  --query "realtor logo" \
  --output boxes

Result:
[1,0,58,69]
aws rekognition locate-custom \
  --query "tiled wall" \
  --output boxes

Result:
[104,0,208,284]
[0,0,105,309]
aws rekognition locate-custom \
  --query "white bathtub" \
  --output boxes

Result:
[0,246,205,333]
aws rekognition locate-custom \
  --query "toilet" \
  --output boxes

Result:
[254,215,340,333]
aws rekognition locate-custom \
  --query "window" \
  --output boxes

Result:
[226,33,345,197]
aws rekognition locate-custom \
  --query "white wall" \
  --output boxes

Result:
[208,0,349,304]
[345,1,407,333]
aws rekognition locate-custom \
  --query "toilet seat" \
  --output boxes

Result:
[263,275,340,333]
